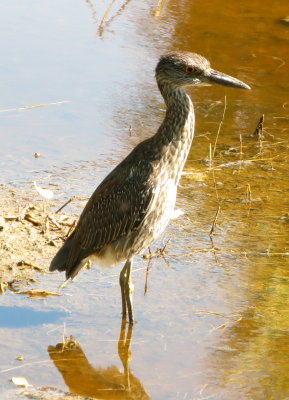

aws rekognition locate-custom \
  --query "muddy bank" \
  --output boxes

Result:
[0,185,79,297]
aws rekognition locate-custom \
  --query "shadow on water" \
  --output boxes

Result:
[48,321,150,400]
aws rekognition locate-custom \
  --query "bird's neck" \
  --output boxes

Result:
[144,80,195,182]
[156,81,195,143]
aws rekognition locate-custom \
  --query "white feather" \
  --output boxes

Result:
[34,181,54,200]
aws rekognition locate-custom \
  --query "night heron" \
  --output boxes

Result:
[50,51,250,323]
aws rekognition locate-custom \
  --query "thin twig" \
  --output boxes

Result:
[0,360,52,374]
[245,183,252,216]
[97,0,116,36]
[209,235,220,265]
[47,214,61,229]
[209,167,221,236]
[212,96,227,159]
[251,114,264,138]
[86,0,98,24]
[209,155,280,170]
[159,239,170,254]
[55,197,75,214]
[144,259,151,296]
[97,0,132,37]
[246,183,252,202]
[239,133,243,161]
[209,205,221,236]
[209,143,212,168]
[0,101,70,113]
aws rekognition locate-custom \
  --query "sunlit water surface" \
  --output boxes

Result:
[1,1,289,399]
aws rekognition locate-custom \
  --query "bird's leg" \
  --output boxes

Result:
[126,259,134,323]
[119,259,134,323]
[119,261,128,319]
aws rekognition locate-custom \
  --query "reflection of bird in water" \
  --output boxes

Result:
[50,51,250,323]
[48,321,150,399]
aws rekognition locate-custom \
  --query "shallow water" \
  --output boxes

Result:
[1,1,289,399]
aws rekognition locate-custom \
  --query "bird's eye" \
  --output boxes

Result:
[185,66,196,74]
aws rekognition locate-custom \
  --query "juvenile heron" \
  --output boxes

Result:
[50,51,250,323]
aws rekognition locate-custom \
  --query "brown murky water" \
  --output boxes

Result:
[1,0,289,399]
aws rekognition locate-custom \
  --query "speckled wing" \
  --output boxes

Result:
[64,159,154,278]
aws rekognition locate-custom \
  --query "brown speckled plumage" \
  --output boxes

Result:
[50,51,250,322]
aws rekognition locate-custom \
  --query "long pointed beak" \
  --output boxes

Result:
[205,68,251,90]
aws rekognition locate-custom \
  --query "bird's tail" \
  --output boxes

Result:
[50,234,75,276]
[50,233,87,280]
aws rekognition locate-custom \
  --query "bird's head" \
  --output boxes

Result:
[156,51,250,90]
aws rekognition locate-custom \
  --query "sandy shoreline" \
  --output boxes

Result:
[0,185,78,297]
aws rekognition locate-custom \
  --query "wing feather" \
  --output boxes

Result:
[65,159,154,273]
